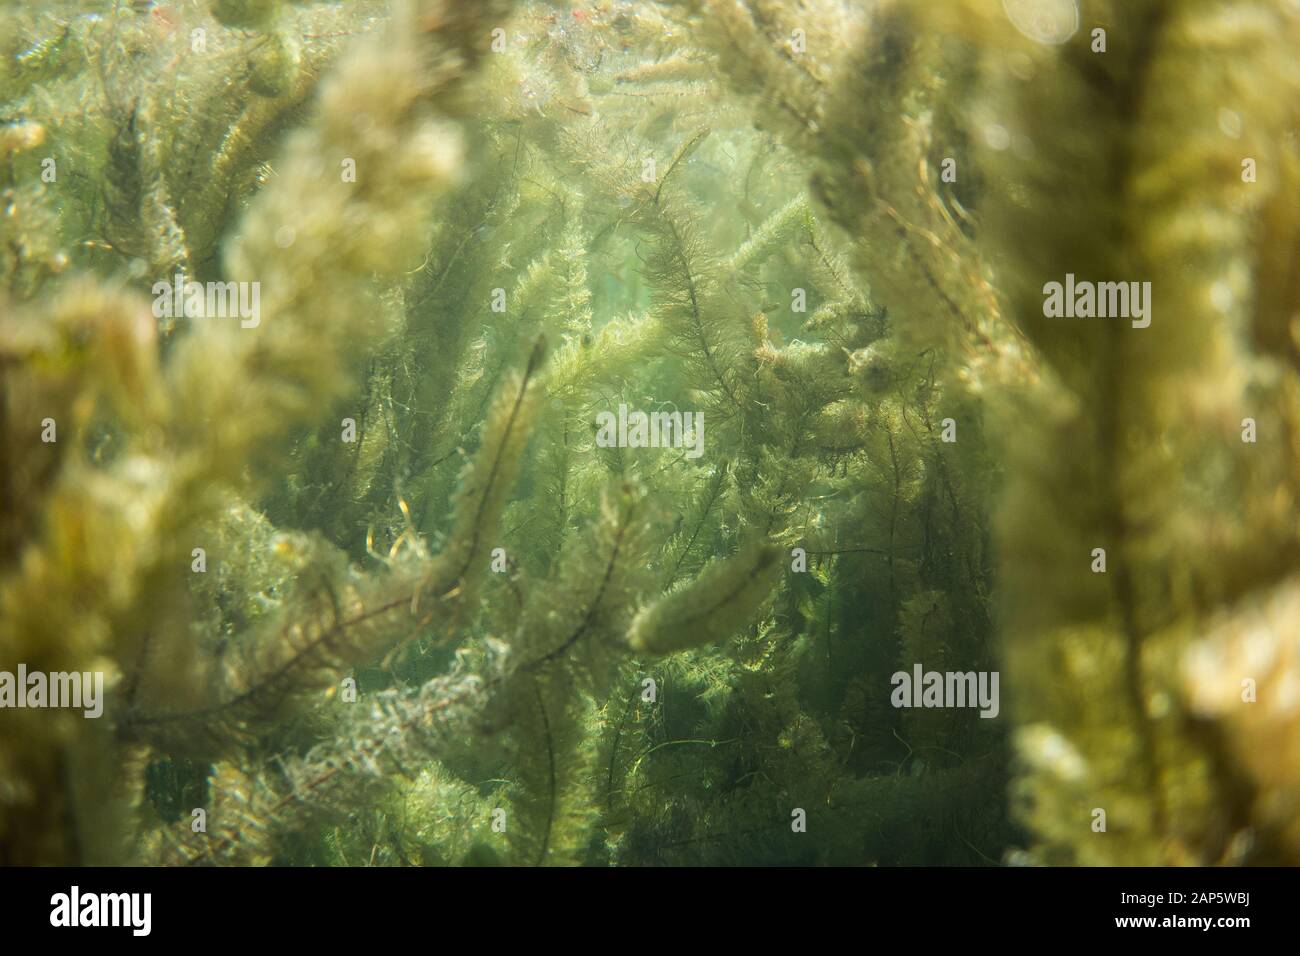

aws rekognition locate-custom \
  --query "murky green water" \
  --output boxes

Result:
[2,0,1298,867]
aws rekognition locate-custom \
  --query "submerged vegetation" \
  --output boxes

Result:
[1,0,1298,867]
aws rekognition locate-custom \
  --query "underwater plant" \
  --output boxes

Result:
[0,0,1297,868]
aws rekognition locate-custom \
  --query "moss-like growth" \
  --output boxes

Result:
[2,0,1294,869]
